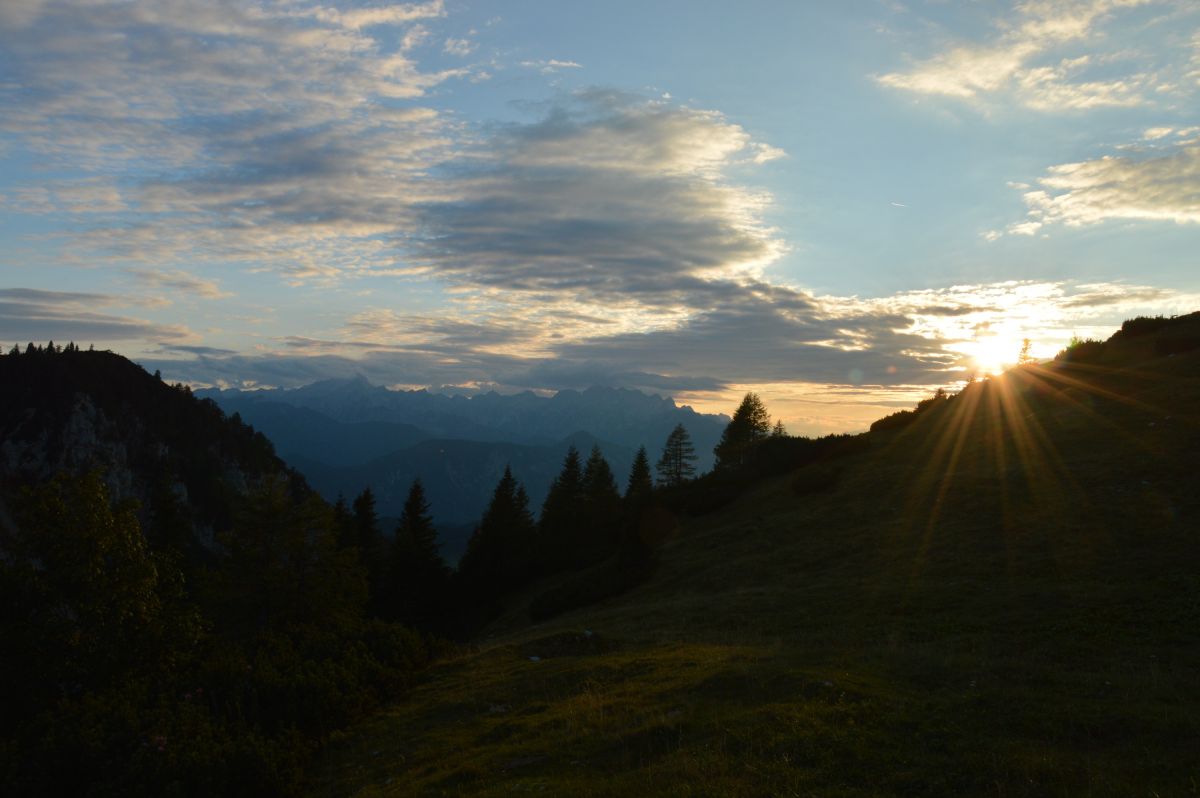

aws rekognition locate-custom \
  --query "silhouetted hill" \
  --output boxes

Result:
[0,346,303,547]
[1,346,433,796]
[1058,309,1200,364]
[314,315,1200,797]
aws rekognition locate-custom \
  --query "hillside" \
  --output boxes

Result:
[311,316,1200,797]
[0,345,434,796]
[0,345,303,547]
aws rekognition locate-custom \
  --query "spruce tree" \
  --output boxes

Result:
[713,392,771,471]
[656,423,697,487]
[581,445,622,562]
[772,419,787,438]
[459,466,537,596]
[390,478,449,629]
[351,487,387,614]
[351,487,381,552]
[538,445,585,572]
[332,494,354,548]
[624,445,654,502]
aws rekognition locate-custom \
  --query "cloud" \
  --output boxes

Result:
[311,1,445,30]
[443,37,475,56]
[402,92,784,314]
[155,343,239,356]
[0,288,191,343]
[127,269,230,299]
[0,0,468,276]
[1010,141,1200,232]
[520,59,584,74]
[877,0,1182,111]
[1143,126,1177,140]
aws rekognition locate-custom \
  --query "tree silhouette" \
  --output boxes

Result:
[624,445,654,502]
[538,445,585,572]
[581,445,622,562]
[771,419,787,438]
[458,466,537,596]
[714,392,771,470]
[390,478,450,629]
[1018,337,1034,364]
[656,423,697,487]
[351,487,388,615]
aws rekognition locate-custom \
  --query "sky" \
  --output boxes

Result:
[2,0,1199,435]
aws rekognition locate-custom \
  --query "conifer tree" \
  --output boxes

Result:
[581,445,622,562]
[351,487,388,614]
[713,392,771,471]
[772,419,787,437]
[390,478,449,628]
[459,466,537,596]
[656,423,697,487]
[351,488,379,548]
[538,445,585,572]
[332,494,354,548]
[624,445,654,502]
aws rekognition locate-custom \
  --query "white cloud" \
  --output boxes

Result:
[1012,142,1200,230]
[127,269,230,300]
[310,1,445,30]
[520,59,584,74]
[443,37,475,56]
[877,0,1181,111]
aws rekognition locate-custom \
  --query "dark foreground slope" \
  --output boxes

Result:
[0,347,431,797]
[312,319,1200,797]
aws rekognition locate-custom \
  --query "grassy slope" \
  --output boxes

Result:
[310,347,1200,797]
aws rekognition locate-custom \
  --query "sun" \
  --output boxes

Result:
[968,334,1023,376]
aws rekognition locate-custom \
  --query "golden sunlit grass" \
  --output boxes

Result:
[311,346,1200,797]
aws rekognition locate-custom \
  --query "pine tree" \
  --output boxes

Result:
[656,423,697,487]
[772,419,787,438]
[713,392,771,471]
[390,478,449,629]
[624,446,654,502]
[351,487,388,614]
[538,445,585,572]
[581,445,622,562]
[459,466,537,596]
[352,487,381,552]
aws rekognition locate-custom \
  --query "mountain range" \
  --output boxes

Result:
[198,380,730,559]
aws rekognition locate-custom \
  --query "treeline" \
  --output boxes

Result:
[380,392,869,627]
